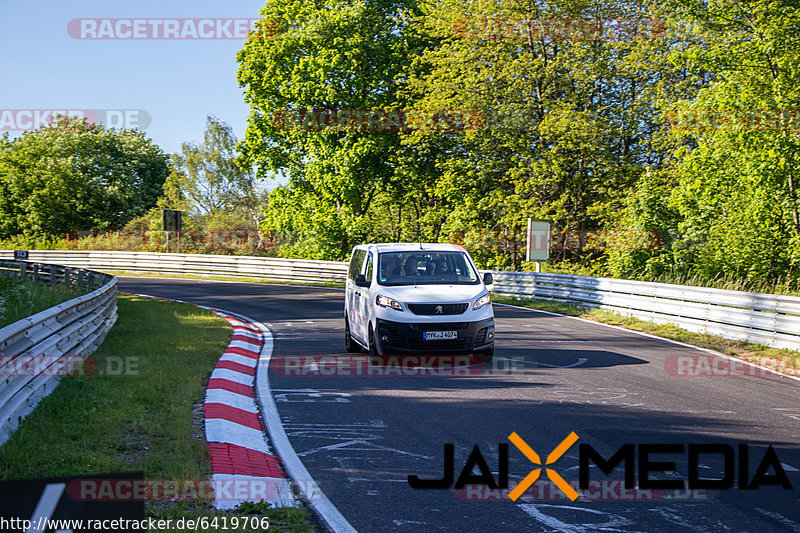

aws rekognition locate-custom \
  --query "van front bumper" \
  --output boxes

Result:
[375,317,494,354]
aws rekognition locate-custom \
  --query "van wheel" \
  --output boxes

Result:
[368,325,382,364]
[344,316,360,353]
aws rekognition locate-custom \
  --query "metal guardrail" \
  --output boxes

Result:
[1,250,798,352]
[490,271,800,352]
[0,250,348,285]
[0,260,117,446]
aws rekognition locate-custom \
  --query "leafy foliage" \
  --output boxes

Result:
[231,0,800,289]
[0,117,168,239]
[166,115,261,218]
[607,0,800,288]
[237,0,421,259]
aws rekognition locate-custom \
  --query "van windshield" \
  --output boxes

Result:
[378,251,480,285]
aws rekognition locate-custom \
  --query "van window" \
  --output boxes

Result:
[348,249,366,280]
[378,251,480,285]
[365,253,374,281]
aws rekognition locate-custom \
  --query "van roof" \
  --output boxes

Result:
[356,243,466,253]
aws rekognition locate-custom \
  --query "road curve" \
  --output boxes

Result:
[117,277,800,532]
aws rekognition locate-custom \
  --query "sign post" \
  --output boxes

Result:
[526,219,551,272]
[161,209,183,253]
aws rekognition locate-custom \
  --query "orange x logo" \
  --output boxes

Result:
[508,431,580,501]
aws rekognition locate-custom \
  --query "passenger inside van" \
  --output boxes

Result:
[403,256,421,277]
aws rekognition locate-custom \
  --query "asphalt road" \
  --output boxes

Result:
[118,277,800,532]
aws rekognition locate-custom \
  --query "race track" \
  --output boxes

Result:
[118,277,800,532]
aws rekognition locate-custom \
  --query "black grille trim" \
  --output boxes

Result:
[407,303,469,315]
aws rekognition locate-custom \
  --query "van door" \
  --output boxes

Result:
[346,248,367,343]
[354,252,374,342]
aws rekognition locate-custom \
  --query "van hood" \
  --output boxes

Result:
[381,284,486,304]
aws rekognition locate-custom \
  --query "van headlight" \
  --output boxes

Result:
[376,294,403,311]
[473,293,491,310]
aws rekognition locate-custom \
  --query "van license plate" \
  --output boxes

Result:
[423,331,457,340]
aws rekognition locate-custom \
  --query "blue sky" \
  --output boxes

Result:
[0,0,266,155]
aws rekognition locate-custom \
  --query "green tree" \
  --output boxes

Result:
[403,0,663,269]
[237,0,420,259]
[608,0,800,288]
[0,116,168,239]
[166,115,261,221]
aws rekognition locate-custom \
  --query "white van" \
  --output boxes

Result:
[344,243,495,362]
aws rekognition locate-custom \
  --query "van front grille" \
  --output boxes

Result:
[407,303,469,315]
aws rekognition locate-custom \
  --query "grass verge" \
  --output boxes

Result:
[0,294,316,532]
[492,294,800,378]
[0,276,90,328]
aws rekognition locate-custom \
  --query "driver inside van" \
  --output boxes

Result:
[381,255,401,280]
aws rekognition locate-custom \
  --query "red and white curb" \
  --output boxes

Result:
[121,293,296,510]
[204,312,295,510]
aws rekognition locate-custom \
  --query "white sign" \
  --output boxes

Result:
[526,219,551,261]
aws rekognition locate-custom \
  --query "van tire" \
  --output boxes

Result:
[344,316,360,353]
[368,324,382,363]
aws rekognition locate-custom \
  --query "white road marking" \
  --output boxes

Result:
[282,420,387,428]
[773,408,800,421]
[392,520,428,526]
[297,439,431,458]
[25,483,65,533]
[273,389,352,403]
[518,503,633,533]
[754,507,800,530]
[649,507,712,532]
[252,319,357,533]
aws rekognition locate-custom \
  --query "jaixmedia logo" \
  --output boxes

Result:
[407,432,793,501]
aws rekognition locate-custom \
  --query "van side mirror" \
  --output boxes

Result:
[483,272,493,285]
[355,274,371,287]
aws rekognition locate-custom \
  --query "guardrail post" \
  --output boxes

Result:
[19,261,25,279]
